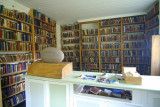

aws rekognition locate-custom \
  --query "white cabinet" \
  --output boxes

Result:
[148,93,160,107]
[25,78,70,107]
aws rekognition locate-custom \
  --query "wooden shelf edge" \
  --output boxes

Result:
[1,70,27,77]
[2,90,25,100]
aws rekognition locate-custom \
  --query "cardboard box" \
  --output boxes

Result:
[122,67,142,85]
[28,62,73,79]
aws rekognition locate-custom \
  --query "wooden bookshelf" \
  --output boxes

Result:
[12,99,26,107]
[61,24,80,70]
[1,70,28,77]
[2,80,25,89]
[3,90,25,100]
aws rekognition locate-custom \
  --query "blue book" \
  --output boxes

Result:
[13,96,17,104]
[0,5,4,13]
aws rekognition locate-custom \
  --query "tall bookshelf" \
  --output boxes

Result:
[99,18,122,73]
[61,24,80,70]
[29,9,56,62]
[79,21,100,72]
[0,5,32,107]
[145,1,159,75]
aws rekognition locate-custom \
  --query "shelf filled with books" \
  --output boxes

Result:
[100,18,122,73]
[29,9,56,61]
[0,5,34,107]
[61,24,80,70]
[145,1,159,74]
[122,15,147,74]
[79,21,100,72]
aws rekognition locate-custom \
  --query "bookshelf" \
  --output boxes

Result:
[61,24,80,70]
[145,1,159,75]
[79,21,100,72]
[122,15,147,75]
[0,5,32,107]
[100,18,122,73]
[29,9,56,61]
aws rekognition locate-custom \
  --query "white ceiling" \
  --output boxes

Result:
[15,0,157,25]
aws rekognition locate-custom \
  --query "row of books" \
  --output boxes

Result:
[34,27,54,36]
[63,38,79,44]
[82,63,99,69]
[123,34,144,41]
[82,44,98,49]
[101,35,120,41]
[100,18,121,26]
[123,24,145,32]
[61,24,79,30]
[1,73,24,87]
[62,31,79,38]
[82,36,98,42]
[81,29,98,35]
[123,15,146,24]
[3,91,25,107]
[35,36,54,44]
[123,64,149,75]
[82,57,98,62]
[82,69,99,72]
[101,43,120,49]
[123,57,147,63]
[146,15,159,30]
[82,50,98,56]
[63,57,79,62]
[123,42,145,48]
[35,44,49,51]
[0,62,28,75]
[64,51,79,57]
[146,2,159,20]
[0,53,33,62]
[73,63,80,68]
[34,19,55,30]
[101,70,121,73]
[146,26,159,39]
[2,82,25,98]
[101,64,121,70]
[123,50,145,56]
[0,29,32,42]
[62,45,79,50]
[0,40,32,51]
[100,27,121,34]
[33,9,55,26]
[101,57,121,63]
[0,17,31,33]
[101,50,120,56]
[35,52,41,59]
[0,5,32,24]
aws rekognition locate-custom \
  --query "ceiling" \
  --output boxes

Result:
[15,0,157,25]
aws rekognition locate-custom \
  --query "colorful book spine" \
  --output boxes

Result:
[123,57,147,63]
[35,52,41,59]
[123,50,145,56]
[101,64,121,70]
[82,50,98,56]
[101,50,120,56]
[123,34,144,41]
[82,57,98,62]
[123,24,145,32]
[82,44,98,49]
[123,42,145,49]
[146,2,159,20]
[64,51,79,56]
[63,57,79,62]
[0,62,28,75]
[63,38,79,44]
[82,69,98,72]
[123,15,146,24]
[0,53,33,62]
[100,27,121,34]
[101,18,121,26]
[82,36,98,42]
[101,43,120,49]
[101,57,121,63]
[35,44,50,51]
[81,29,98,35]
[61,24,78,30]
[82,63,99,69]
[0,5,32,24]
[62,45,79,50]
[101,35,120,41]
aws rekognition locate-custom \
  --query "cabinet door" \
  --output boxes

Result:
[148,93,160,107]
[74,96,104,107]
[49,82,70,107]
[107,102,142,107]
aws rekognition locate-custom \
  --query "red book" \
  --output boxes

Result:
[0,29,2,38]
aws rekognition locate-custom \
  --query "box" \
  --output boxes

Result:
[28,62,73,79]
[122,67,142,85]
